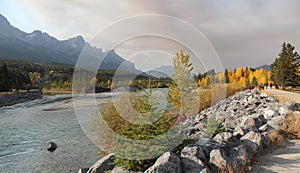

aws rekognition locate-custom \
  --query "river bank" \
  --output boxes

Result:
[81,89,300,173]
[0,91,42,107]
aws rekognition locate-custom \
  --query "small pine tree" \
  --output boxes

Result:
[167,50,196,115]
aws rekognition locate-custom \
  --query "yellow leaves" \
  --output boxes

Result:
[196,67,271,88]
[198,75,209,88]
[91,77,97,83]
[107,79,111,86]
[239,77,246,87]
[129,80,134,86]
[216,73,225,82]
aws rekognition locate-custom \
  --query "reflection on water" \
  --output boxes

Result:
[0,94,107,172]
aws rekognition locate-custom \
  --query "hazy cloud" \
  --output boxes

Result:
[1,0,300,70]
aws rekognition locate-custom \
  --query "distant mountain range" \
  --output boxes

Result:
[0,14,139,72]
[255,64,271,71]
[146,65,174,78]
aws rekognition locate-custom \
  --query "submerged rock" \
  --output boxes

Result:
[47,142,57,152]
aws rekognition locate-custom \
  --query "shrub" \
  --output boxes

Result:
[205,114,225,138]
[268,112,300,147]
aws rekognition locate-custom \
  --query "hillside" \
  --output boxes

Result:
[0,14,139,72]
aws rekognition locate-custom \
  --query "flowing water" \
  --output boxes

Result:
[0,94,107,172]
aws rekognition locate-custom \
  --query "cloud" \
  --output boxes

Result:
[2,0,300,70]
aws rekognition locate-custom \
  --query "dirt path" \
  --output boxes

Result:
[251,140,300,173]
[264,88,300,103]
[251,89,300,173]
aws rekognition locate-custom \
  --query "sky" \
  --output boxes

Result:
[0,0,300,71]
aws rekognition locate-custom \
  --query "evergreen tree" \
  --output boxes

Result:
[251,76,258,86]
[167,50,196,115]
[224,69,229,83]
[246,78,251,87]
[0,63,11,92]
[271,42,300,87]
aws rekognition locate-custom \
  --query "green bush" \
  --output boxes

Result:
[205,114,225,138]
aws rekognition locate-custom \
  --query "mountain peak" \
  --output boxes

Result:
[0,13,10,26]
[31,30,51,37]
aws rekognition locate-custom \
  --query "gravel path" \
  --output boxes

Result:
[265,88,300,103]
[251,89,300,173]
[251,140,300,173]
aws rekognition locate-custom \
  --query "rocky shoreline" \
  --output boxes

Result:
[80,89,299,173]
[0,91,42,107]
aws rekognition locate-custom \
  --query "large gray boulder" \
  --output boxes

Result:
[233,126,246,136]
[145,152,182,173]
[241,114,266,131]
[213,132,233,144]
[259,124,274,132]
[111,166,142,173]
[240,131,263,153]
[267,115,286,129]
[78,168,89,173]
[209,149,228,169]
[181,145,208,173]
[87,153,115,173]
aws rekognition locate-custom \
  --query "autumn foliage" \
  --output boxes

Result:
[195,67,271,89]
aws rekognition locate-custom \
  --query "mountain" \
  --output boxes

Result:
[0,14,139,72]
[255,64,271,71]
[146,65,173,78]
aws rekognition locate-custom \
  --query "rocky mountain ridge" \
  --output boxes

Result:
[0,14,138,72]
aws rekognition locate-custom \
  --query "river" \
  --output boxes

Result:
[0,94,109,172]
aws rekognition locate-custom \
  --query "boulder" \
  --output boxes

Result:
[181,145,206,162]
[111,166,142,173]
[240,131,263,153]
[195,138,223,158]
[47,142,57,152]
[279,107,289,115]
[263,109,275,119]
[87,153,115,173]
[224,116,240,129]
[240,117,258,131]
[267,115,286,129]
[181,157,206,173]
[259,124,274,132]
[209,149,228,169]
[233,126,246,136]
[213,132,233,144]
[145,152,182,173]
[240,114,266,131]
[78,168,89,173]
[200,168,211,173]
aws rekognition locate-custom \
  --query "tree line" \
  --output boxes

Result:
[0,58,171,92]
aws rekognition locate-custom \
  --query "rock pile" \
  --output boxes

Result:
[81,89,299,173]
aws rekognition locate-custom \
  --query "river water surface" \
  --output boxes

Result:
[0,94,107,172]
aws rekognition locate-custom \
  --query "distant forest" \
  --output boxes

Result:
[0,58,171,92]
[1,54,283,93]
